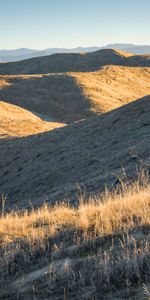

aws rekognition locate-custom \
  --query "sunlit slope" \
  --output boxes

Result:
[72,66,150,113]
[0,66,150,123]
[0,101,64,138]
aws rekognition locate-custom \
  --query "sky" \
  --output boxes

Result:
[0,0,150,50]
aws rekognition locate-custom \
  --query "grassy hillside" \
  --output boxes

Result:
[72,66,150,114]
[0,172,150,299]
[0,49,132,74]
[0,48,149,76]
[0,95,150,209]
[0,74,96,123]
[0,49,150,299]
[0,101,64,138]
[0,66,150,123]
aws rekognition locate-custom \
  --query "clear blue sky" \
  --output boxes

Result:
[0,0,150,49]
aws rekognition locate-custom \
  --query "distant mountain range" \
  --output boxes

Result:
[0,43,150,62]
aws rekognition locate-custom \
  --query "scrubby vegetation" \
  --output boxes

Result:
[0,171,150,299]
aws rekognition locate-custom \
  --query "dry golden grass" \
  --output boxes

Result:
[0,66,150,126]
[111,49,134,57]
[71,66,150,114]
[0,173,150,299]
[0,101,65,138]
[0,172,149,247]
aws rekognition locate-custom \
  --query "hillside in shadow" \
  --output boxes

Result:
[0,49,150,75]
[0,74,96,123]
[0,95,150,210]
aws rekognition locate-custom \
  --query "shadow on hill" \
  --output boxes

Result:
[0,74,97,123]
[125,54,150,67]
[0,49,149,75]
[0,95,150,210]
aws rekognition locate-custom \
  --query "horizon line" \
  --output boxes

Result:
[1,42,150,51]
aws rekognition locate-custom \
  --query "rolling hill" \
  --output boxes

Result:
[0,65,150,123]
[0,101,64,138]
[0,47,146,75]
[0,49,132,74]
[0,95,150,209]
[0,44,150,63]
[0,47,150,300]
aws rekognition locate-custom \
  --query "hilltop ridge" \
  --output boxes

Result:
[0,48,150,75]
[0,43,150,62]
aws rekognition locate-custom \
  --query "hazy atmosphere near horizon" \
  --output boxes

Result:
[0,0,150,49]
[0,1,150,300]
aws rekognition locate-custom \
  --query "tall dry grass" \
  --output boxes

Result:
[0,171,150,298]
[0,171,149,248]
[0,174,150,246]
